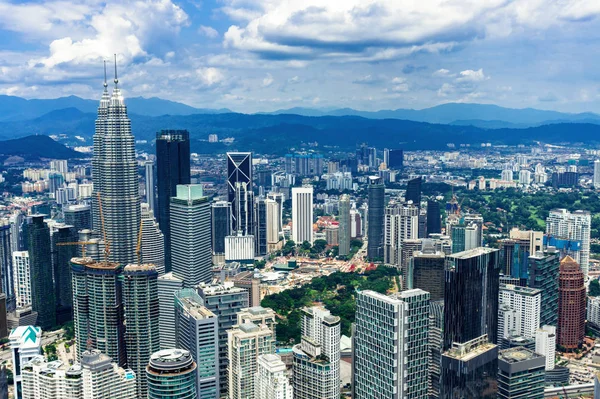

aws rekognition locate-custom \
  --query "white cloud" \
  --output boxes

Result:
[457,68,488,82]
[433,68,451,77]
[199,25,219,38]
[262,73,274,87]
[196,67,225,86]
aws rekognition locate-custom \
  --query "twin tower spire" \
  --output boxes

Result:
[103,54,119,90]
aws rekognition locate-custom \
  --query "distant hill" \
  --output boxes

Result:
[0,95,231,121]
[0,135,85,159]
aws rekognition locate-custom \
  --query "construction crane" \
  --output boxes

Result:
[56,241,97,257]
[96,191,110,263]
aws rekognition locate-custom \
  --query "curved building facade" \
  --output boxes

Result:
[558,256,586,351]
[147,349,197,399]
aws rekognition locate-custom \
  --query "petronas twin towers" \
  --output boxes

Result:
[92,60,141,264]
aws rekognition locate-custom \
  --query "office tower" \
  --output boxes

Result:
[285,153,324,176]
[426,199,441,236]
[558,256,586,351]
[387,149,403,169]
[500,228,544,283]
[237,306,277,333]
[63,204,91,233]
[528,248,560,327]
[595,160,600,189]
[231,273,261,307]
[71,258,126,366]
[211,201,231,256]
[27,215,55,329]
[498,284,541,341]
[147,349,198,399]
[429,300,444,399]
[292,306,340,399]
[227,152,253,233]
[174,289,219,399]
[22,351,136,399]
[12,251,30,308]
[367,176,384,260]
[11,326,41,399]
[139,203,166,275]
[384,202,419,266]
[157,272,184,349]
[367,147,378,168]
[450,223,479,253]
[406,177,422,205]
[123,264,160,399]
[292,186,314,244]
[254,196,267,255]
[410,243,445,301]
[91,69,141,265]
[10,212,24,254]
[463,214,484,245]
[145,160,156,213]
[156,130,191,272]
[444,248,500,349]
[0,223,14,312]
[400,239,422,287]
[266,195,282,252]
[589,296,600,335]
[228,322,275,399]
[255,354,293,399]
[198,282,249,396]
[535,326,556,371]
[353,290,430,399]
[546,208,591,275]
[171,185,212,286]
[338,194,351,257]
[52,224,77,323]
[225,235,255,264]
[497,347,545,399]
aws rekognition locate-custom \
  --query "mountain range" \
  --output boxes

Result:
[0,135,84,160]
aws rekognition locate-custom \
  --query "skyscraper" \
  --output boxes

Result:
[410,243,445,301]
[10,325,42,399]
[292,306,340,399]
[338,194,351,257]
[535,325,556,371]
[211,201,231,257]
[92,64,141,265]
[254,196,267,255]
[528,248,560,327]
[498,284,541,341]
[353,289,430,399]
[27,215,55,329]
[387,149,403,170]
[156,130,191,273]
[140,203,165,275]
[0,222,15,311]
[227,152,253,234]
[147,349,198,399]
[292,186,314,244]
[546,209,591,275]
[406,177,422,205]
[266,195,283,252]
[197,282,249,396]
[12,251,30,309]
[594,160,600,189]
[227,323,275,399]
[123,264,160,399]
[145,160,156,214]
[174,289,219,399]
[367,176,384,260]
[71,258,126,366]
[558,256,586,351]
[157,272,184,349]
[426,200,441,236]
[52,224,77,323]
[384,202,419,266]
[497,347,545,399]
[255,354,293,399]
[170,185,212,286]
[63,204,91,233]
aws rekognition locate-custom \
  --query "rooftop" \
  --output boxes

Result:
[449,247,498,259]
[500,284,542,296]
[499,347,544,364]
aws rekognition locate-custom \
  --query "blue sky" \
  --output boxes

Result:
[1,0,600,113]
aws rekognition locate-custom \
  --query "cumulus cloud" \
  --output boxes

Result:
[456,68,488,82]
[199,25,219,38]
[196,67,225,86]
[262,73,274,87]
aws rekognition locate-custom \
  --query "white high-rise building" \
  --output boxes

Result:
[546,209,591,275]
[21,351,136,399]
[12,251,31,308]
[498,284,541,340]
[140,203,165,275]
[266,196,282,251]
[10,325,42,399]
[292,186,314,244]
[157,272,184,349]
[255,354,293,399]
[353,289,430,399]
[501,170,513,181]
[535,325,556,371]
[384,202,419,266]
[292,306,340,399]
[588,296,600,328]
[594,160,600,189]
[519,170,532,185]
[227,322,275,399]
[144,161,156,213]
[50,160,68,175]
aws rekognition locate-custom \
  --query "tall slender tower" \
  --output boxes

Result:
[338,195,351,257]
[92,58,141,265]
[367,176,384,260]
[558,256,586,351]
[227,152,253,234]
[28,215,56,329]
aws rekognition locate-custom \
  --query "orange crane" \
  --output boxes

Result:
[56,241,97,257]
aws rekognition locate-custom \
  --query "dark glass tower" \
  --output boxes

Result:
[367,176,385,260]
[388,149,404,169]
[528,249,560,327]
[254,196,267,256]
[211,201,231,256]
[406,177,422,205]
[227,152,253,234]
[443,247,500,349]
[53,224,77,324]
[28,215,56,329]
[426,200,441,236]
[411,245,445,301]
[156,130,191,273]
[0,224,15,311]
[64,204,91,233]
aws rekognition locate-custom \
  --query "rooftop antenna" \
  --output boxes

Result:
[113,53,118,87]
[103,60,108,89]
